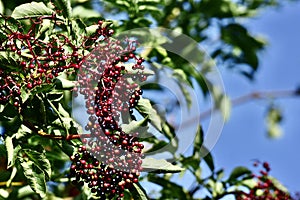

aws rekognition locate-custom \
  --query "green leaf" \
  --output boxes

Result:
[138,5,161,13]
[212,86,231,121]
[20,86,30,104]
[121,117,148,134]
[172,69,193,108]
[0,0,3,15]
[266,106,283,139]
[200,145,214,172]
[71,18,86,43]
[0,51,19,68]
[161,122,177,148]
[240,178,257,188]
[12,2,54,19]
[203,152,214,172]
[180,156,200,171]
[155,46,168,57]
[21,149,52,180]
[72,6,101,18]
[0,104,18,120]
[18,156,47,198]
[227,166,252,183]
[86,25,99,36]
[148,175,191,199]
[0,144,6,157]
[125,66,155,76]
[55,77,75,89]
[6,166,17,187]
[0,105,4,113]
[268,176,289,193]
[193,126,203,156]
[54,0,72,18]
[58,103,70,118]
[136,98,162,131]
[46,92,64,102]
[142,157,184,173]
[5,136,14,169]
[16,124,32,139]
[131,183,149,200]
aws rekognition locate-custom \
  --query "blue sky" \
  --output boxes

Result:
[212,1,300,193]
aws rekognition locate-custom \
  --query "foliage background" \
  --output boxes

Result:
[0,0,299,199]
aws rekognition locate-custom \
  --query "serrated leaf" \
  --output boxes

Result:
[136,98,162,131]
[228,166,252,183]
[9,145,21,169]
[0,16,20,32]
[71,18,86,42]
[19,157,47,198]
[12,2,54,19]
[142,157,184,173]
[21,149,52,180]
[121,117,148,134]
[54,0,72,18]
[131,183,149,200]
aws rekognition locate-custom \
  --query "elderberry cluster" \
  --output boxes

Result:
[0,69,21,106]
[236,161,291,200]
[69,26,148,199]
[0,12,148,199]
[70,146,141,199]
[0,15,112,107]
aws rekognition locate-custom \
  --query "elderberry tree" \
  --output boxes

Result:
[0,1,297,200]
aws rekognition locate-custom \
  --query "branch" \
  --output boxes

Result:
[0,182,24,187]
[181,89,300,127]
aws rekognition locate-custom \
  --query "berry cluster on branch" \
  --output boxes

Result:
[1,13,148,199]
[0,15,112,107]
[236,162,291,200]
[69,28,148,199]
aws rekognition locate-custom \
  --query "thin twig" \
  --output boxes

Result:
[0,182,24,187]
[182,89,299,127]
